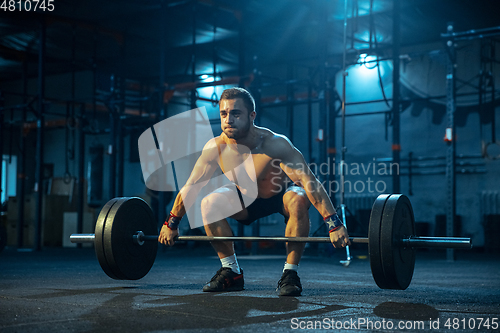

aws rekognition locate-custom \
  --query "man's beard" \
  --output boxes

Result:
[224,118,251,139]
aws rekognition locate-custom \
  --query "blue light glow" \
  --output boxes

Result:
[335,59,393,113]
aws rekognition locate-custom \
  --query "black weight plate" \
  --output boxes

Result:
[103,197,158,280]
[380,194,416,290]
[94,198,122,279]
[368,194,391,289]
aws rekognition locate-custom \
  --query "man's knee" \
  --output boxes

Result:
[284,190,310,217]
[201,190,242,223]
[201,193,224,219]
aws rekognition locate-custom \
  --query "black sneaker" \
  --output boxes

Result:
[202,267,244,292]
[277,269,302,296]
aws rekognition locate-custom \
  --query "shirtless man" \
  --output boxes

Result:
[158,87,350,296]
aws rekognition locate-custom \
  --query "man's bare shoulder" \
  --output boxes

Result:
[201,137,217,150]
[205,136,226,148]
[258,127,295,157]
[200,137,223,162]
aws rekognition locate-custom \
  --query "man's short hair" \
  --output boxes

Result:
[220,87,255,114]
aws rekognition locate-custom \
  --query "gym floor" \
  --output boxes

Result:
[1,245,499,333]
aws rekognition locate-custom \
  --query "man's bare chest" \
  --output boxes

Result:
[218,149,282,180]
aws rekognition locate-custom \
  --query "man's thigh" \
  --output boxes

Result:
[203,185,249,222]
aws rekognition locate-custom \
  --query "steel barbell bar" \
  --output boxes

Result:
[70,233,472,249]
[69,195,473,289]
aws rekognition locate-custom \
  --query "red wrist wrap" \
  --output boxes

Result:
[164,212,181,230]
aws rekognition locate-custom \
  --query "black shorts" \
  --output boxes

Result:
[235,186,289,225]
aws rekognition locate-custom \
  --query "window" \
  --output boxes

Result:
[1,155,17,205]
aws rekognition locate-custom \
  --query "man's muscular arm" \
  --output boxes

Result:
[271,136,351,248]
[158,138,220,246]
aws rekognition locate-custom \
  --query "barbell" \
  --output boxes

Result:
[70,194,472,290]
